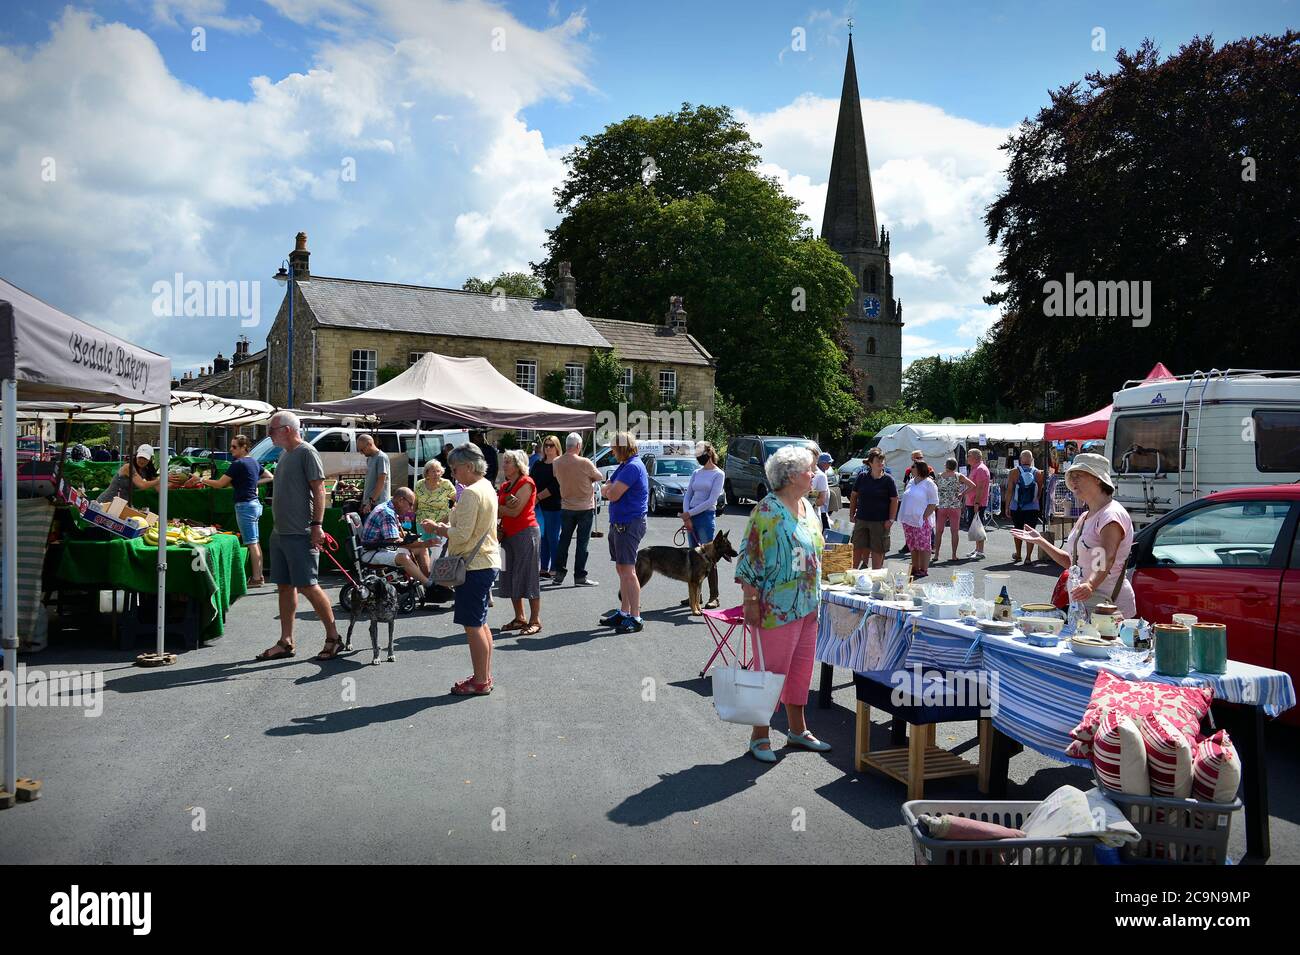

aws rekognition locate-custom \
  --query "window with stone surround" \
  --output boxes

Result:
[618,367,633,399]
[864,267,879,294]
[659,369,677,404]
[408,351,430,367]
[516,359,537,395]
[351,349,376,394]
[564,362,585,401]
[867,337,876,354]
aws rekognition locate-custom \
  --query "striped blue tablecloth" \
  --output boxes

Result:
[814,589,912,677]
[818,592,1297,763]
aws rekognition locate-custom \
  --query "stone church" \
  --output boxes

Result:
[821,35,903,410]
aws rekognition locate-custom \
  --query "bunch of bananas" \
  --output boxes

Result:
[142,524,212,547]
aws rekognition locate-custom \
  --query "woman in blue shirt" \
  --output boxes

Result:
[600,432,649,634]
[680,441,725,609]
[197,435,271,586]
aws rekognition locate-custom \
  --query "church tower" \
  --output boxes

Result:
[821,34,903,410]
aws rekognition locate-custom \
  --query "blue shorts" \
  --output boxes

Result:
[608,518,646,566]
[454,567,498,627]
[235,499,263,544]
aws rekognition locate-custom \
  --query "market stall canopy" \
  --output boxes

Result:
[0,279,170,404]
[15,392,274,427]
[1044,362,1176,442]
[305,351,597,430]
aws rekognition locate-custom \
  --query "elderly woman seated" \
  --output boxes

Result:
[358,486,435,590]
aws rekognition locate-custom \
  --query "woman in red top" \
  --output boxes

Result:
[497,449,542,634]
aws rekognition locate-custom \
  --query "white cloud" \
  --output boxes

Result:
[738,93,1010,360]
[0,2,591,369]
[150,0,262,34]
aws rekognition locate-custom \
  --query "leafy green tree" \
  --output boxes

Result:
[582,348,624,416]
[535,103,861,438]
[462,271,545,298]
[541,368,568,406]
[376,363,405,385]
[984,33,1300,415]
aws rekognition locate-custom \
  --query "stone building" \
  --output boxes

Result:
[259,234,715,440]
[821,35,904,410]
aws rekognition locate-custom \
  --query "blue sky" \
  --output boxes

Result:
[1,0,1294,377]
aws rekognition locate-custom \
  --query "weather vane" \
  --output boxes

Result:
[847,17,853,36]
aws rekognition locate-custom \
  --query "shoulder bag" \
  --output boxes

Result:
[431,525,491,588]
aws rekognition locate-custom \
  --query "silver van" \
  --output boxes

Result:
[723,435,819,505]
[250,426,469,488]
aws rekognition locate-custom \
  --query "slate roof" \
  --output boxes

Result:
[297,276,611,349]
[586,317,714,367]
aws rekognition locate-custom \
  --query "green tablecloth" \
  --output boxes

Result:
[55,532,248,640]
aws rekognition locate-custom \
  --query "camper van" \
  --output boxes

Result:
[1107,369,1300,528]
[250,426,470,487]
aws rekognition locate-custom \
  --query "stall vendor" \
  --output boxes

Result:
[1016,453,1136,616]
[193,435,273,586]
[96,444,161,502]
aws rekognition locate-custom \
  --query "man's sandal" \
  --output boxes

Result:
[519,623,542,635]
[499,619,528,632]
[254,639,295,661]
[315,635,345,661]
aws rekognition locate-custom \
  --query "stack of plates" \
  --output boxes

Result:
[975,619,1016,635]
[1069,636,1114,659]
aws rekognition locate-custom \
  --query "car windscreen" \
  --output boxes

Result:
[764,439,817,458]
[655,458,697,476]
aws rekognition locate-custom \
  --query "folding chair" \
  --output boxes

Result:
[699,605,750,678]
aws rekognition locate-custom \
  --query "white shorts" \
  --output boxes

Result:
[362,547,402,568]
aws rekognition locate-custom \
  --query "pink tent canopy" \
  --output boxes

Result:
[1045,363,1175,441]
[305,351,597,430]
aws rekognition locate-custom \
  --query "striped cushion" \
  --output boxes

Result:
[1090,711,1149,795]
[1138,713,1194,798]
[1066,671,1211,759]
[1191,730,1241,803]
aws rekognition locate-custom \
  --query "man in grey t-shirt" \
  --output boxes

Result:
[255,411,344,662]
[359,433,390,514]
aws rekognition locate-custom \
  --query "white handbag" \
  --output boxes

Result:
[711,623,786,725]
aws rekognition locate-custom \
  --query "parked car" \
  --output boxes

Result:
[1108,368,1300,529]
[590,440,694,481]
[1128,483,1300,726]
[250,426,469,487]
[723,435,819,505]
[643,454,726,515]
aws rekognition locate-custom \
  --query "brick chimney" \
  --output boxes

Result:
[213,352,230,374]
[234,336,249,363]
[663,295,687,335]
[289,231,310,279]
[556,261,576,309]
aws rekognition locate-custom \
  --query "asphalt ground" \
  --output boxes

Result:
[3,503,1296,864]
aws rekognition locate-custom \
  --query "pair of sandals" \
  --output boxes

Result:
[500,619,542,636]
[748,730,832,763]
[253,634,344,662]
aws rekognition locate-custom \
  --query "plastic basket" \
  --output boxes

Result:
[1100,789,1241,865]
[902,800,1096,866]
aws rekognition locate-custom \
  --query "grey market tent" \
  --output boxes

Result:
[1,278,172,804]
[305,351,597,431]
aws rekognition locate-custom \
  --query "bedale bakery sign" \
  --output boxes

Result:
[68,331,152,398]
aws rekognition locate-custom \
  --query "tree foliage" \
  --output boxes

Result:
[534,103,861,440]
[984,33,1300,415]
[461,271,545,298]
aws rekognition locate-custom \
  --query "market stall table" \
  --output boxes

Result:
[815,590,1296,862]
[53,531,248,645]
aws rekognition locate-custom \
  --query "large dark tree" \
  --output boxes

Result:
[534,103,862,439]
[984,33,1300,416]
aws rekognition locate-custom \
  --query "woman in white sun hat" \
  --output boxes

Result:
[96,444,162,503]
[1014,452,1136,616]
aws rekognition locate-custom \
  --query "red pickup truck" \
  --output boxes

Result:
[1128,484,1300,726]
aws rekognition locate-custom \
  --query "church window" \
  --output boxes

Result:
[864,268,879,294]
[867,385,876,403]
[867,337,876,354]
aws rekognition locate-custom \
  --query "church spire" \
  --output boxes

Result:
[820,35,879,251]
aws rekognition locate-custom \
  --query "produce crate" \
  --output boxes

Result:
[1101,790,1241,865]
[902,800,1096,866]
[821,542,854,579]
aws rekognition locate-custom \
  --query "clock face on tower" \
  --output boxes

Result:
[862,294,881,318]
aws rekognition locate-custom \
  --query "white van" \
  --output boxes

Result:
[250,426,470,488]
[1106,369,1300,527]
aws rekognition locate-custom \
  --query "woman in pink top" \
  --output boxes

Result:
[962,448,991,560]
[1018,453,1136,616]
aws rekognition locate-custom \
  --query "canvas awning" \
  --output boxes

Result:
[1044,363,1176,441]
[1,278,175,803]
[18,392,275,427]
[305,351,597,430]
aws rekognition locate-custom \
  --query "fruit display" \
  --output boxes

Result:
[142,520,214,547]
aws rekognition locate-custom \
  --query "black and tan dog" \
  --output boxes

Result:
[634,530,738,615]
